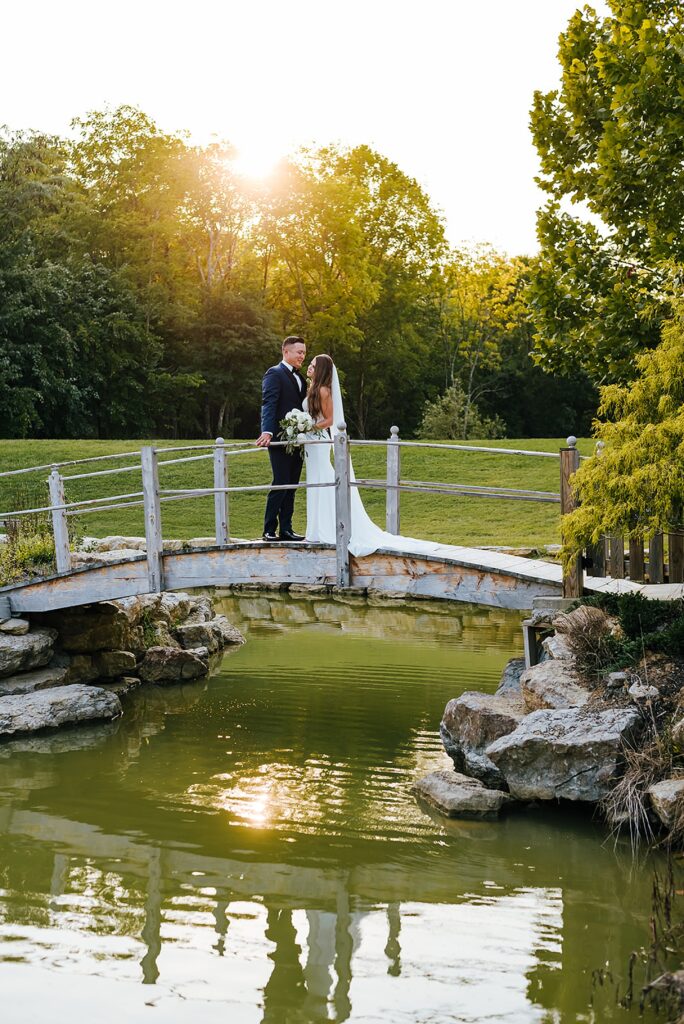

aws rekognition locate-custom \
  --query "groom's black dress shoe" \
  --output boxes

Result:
[262,532,278,542]
[279,530,305,542]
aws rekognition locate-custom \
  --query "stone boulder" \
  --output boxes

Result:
[441,690,526,789]
[495,657,525,697]
[138,646,209,684]
[0,628,57,678]
[486,706,642,802]
[0,684,122,737]
[212,615,245,646]
[0,663,70,697]
[38,603,140,653]
[65,654,98,685]
[647,779,684,829]
[174,615,245,653]
[412,770,512,819]
[541,633,575,661]
[92,650,137,681]
[520,661,590,712]
[0,618,30,636]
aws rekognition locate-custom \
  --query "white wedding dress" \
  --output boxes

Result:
[303,368,442,557]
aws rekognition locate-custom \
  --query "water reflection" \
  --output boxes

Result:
[0,597,657,1023]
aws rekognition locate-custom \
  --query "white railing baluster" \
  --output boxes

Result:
[213,437,230,545]
[334,423,351,587]
[141,446,164,592]
[385,425,400,534]
[48,467,71,573]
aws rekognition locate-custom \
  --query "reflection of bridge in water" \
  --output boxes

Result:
[0,676,653,1022]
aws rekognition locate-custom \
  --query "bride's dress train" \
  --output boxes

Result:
[303,377,441,558]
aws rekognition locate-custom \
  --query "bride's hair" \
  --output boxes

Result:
[308,354,334,422]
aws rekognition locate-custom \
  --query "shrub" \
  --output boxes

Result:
[419,381,506,440]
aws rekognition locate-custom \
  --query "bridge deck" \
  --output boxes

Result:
[2,540,679,617]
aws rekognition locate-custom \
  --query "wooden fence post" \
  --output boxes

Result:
[141,446,164,593]
[385,425,400,534]
[213,437,229,545]
[628,537,645,582]
[648,533,664,584]
[626,540,643,581]
[669,529,684,584]
[609,536,625,579]
[48,467,71,574]
[585,536,606,577]
[334,423,351,588]
[560,436,582,598]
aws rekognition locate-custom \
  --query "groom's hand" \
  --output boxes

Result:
[256,431,272,447]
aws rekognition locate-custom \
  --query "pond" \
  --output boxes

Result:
[0,592,658,1023]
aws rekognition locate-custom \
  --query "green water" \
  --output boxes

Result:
[0,594,660,1023]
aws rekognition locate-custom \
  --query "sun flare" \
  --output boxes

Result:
[231,142,283,180]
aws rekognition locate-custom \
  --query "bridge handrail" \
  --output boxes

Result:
[349,438,570,459]
[0,428,586,598]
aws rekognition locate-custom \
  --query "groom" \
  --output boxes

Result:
[256,336,307,541]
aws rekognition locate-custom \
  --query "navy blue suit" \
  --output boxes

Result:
[261,363,306,536]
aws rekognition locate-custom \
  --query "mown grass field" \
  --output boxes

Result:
[0,437,594,549]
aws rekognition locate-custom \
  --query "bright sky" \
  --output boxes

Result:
[3,0,608,255]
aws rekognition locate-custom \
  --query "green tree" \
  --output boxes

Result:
[562,299,684,560]
[419,381,505,440]
[528,1,684,381]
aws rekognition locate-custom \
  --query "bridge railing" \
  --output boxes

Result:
[0,430,594,595]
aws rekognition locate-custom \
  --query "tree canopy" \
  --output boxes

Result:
[528,0,684,382]
[0,106,596,441]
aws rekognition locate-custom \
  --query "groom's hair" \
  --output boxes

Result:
[282,335,305,350]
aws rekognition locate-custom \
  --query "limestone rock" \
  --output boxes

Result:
[178,593,211,622]
[441,691,526,789]
[212,615,245,646]
[520,661,589,712]
[495,658,525,697]
[628,681,660,702]
[541,633,575,661]
[65,654,98,685]
[412,770,512,819]
[0,628,57,678]
[0,684,122,737]
[0,663,70,697]
[88,536,147,552]
[0,618,30,635]
[92,650,137,680]
[175,620,221,653]
[647,779,684,828]
[138,645,209,684]
[72,548,144,567]
[100,676,142,697]
[38,603,140,653]
[486,707,642,802]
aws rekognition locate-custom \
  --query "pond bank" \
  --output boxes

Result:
[0,592,244,738]
[424,597,684,847]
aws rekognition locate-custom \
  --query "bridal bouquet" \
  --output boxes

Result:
[279,409,323,456]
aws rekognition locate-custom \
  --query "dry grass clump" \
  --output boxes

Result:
[602,725,673,848]
[553,605,621,681]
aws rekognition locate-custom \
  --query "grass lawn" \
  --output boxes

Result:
[0,437,595,549]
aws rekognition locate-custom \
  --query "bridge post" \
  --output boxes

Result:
[48,467,71,574]
[560,436,582,598]
[141,446,164,593]
[213,437,230,545]
[334,423,351,587]
[385,425,400,534]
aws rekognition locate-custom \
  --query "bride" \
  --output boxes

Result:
[303,354,441,558]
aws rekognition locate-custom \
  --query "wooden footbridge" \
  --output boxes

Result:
[1,430,680,616]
